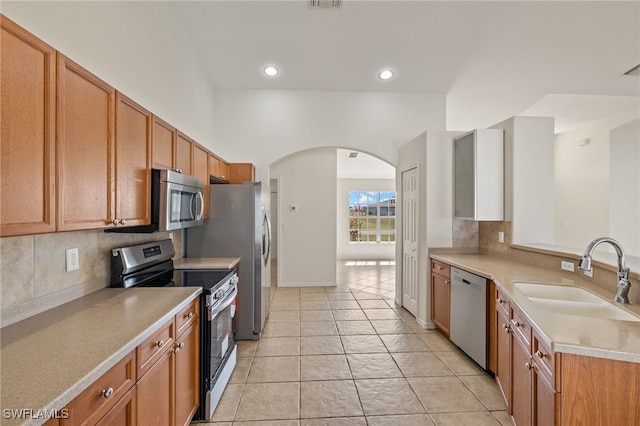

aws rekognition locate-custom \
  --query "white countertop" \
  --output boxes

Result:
[430,253,640,363]
[174,257,240,270]
[0,287,201,426]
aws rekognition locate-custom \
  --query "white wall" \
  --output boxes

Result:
[492,116,555,246]
[396,131,454,329]
[610,118,640,257]
[1,2,217,146]
[212,89,446,180]
[270,149,337,287]
[554,119,611,249]
[553,114,640,256]
[336,179,396,260]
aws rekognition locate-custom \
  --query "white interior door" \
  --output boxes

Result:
[402,167,418,315]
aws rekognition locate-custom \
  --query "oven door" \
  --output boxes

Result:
[159,179,204,231]
[201,284,238,420]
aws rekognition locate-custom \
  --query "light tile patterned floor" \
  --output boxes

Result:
[201,261,510,426]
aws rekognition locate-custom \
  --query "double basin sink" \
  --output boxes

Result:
[513,282,639,322]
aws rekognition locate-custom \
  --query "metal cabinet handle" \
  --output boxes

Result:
[155,340,165,348]
[445,280,450,285]
[497,298,504,304]
[512,320,522,328]
[535,350,545,359]
[186,312,193,319]
[437,266,443,270]
[502,324,511,333]
[525,362,533,370]
[118,219,125,225]
[174,342,185,354]
[100,387,114,398]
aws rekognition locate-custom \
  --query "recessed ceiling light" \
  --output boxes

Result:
[263,66,279,77]
[378,70,394,80]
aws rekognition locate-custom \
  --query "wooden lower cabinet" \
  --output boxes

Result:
[95,387,136,426]
[511,331,533,426]
[174,322,200,426]
[561,353,640,425]
[533,363,557,426]
[137,347,173,426]
[430,260,451,335]
[55,301,199,426]
[495,305,511,409]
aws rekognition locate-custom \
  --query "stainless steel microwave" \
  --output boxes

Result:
[154,169,204,231]
[107,169,204,233]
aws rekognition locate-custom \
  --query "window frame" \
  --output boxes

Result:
[348,191,396,244]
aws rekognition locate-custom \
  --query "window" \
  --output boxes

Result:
[349,191,396,243]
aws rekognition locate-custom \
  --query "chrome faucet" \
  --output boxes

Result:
[578,237,631,304]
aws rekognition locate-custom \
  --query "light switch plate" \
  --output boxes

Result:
[66,248,80,272]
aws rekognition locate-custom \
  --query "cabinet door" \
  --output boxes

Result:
[136,349,173,426]
[496,307,511,410]
[192,143,210,219]
[152,116,175,170]
[533,363,557,426]
[115,92,151,227]
[511,334,533,426]
[57,53,115,231]
[95,387,136,426]
[1,16,56,236]
[175,132,193,175]
[174,322,199,426]
[430,273,450,335]
[229,163,255,183]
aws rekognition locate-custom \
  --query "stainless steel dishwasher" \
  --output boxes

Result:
[450,267,487,369]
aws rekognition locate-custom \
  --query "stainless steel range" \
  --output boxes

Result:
[110,239,237,421]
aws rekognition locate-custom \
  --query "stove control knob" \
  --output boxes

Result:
[215,289,225,299]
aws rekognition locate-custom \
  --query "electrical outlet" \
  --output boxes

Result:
[66,248,80,272]
[498,231,505,243]
[584,269,594,278]
[561,261,575,272]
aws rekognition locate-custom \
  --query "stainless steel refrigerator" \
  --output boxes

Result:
[185,182,271,340]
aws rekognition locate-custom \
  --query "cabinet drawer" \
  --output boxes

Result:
[510,307,531,349]
[176,299,199,337]
[64,351,136,425]
[431,260,450,279]
[533,333,558,388]
[495,287,510,317]
[137,320,174,378]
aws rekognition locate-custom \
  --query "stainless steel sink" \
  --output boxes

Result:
[513,282,640,322]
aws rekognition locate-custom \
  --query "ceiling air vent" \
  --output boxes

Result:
[309,0,341,9]
[623,64,640,76]
[348,152,359,158]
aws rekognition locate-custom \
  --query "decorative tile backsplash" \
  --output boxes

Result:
[1,229,181,326]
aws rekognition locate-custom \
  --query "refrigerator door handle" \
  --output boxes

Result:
[263,214,272,266]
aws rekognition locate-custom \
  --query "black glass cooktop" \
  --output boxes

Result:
[173,269,235,293]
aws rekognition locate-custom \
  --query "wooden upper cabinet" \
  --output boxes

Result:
[209,154,229,182]
[229,163,255,183]
[192,143,210,219]
[152,116,175,171]
[115,92,152,227]
[57,53,115,231]
[175,132,193,175]
[1,16,56,236]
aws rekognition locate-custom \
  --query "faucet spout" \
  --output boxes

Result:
[578,237,631,304]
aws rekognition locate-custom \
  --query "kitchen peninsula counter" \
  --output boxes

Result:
[430,252,640,363]
[1,287,201,426]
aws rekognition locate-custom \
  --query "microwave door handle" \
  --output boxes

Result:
[189,193,196,221]
[208,285,238,321]
[196,191,204,221]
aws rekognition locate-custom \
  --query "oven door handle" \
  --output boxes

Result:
[208,285,238,321]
